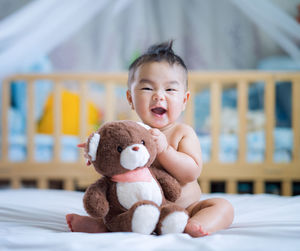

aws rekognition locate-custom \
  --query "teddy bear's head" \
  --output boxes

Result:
[85,121,156,177]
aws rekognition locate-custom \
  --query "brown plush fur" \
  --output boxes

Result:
[83,120,188,235]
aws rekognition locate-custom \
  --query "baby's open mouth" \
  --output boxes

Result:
[151,107,167,115]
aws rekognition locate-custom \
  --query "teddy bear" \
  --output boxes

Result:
[83,120,189,235]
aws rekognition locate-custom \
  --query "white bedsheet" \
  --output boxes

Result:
[0,189,299,251]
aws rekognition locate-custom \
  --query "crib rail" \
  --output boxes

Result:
[1,71,300,195]
[187,72,300,195]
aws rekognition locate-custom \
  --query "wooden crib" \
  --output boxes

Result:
[1,71,299,195]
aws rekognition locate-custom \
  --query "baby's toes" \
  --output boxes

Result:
[65,214,75,232]
[184,221,209,237]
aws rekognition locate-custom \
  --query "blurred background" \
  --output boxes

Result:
[1,0,300,75]
[0,0,300,193]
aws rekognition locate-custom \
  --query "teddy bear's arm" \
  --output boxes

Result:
[150,167,181,202]
[83,178,109,219]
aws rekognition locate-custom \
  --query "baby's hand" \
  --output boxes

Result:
[149,128,168,155]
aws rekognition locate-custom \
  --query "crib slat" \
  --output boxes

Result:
[53,82,62,163]
[199,179,210,193]
[211,81,221,162]
[238,80,248,162]
[27,80,35,162]
[254,179,264,194]
[79,81,88,164]
[105,82,115,122]
[265,78,275,163]
[37,178,48,189]
[11,177,21,189]
[64,178,74,191]
[1,78,10,163]
[282,180,292,196]
[292,79,300,162]
[227,180,237,194]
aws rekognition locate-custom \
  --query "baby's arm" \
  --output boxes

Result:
[150,124,202,184]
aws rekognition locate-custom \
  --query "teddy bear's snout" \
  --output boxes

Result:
[120,144,150,170]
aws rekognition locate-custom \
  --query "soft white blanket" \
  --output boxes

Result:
[0,189,299,251]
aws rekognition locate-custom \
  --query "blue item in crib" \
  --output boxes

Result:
[258,56,300,127]
[194,56,298,131]
[9,56,53,135]
[194,90,210,130]
[8,108,24,135]
[7,134,80,162]
[275,82,291,127]
[5,129,292,163]
[194,88,240,130]
[273,127,293,150]
[10,82,26,134]
[194,84,265,130]
[198,128,293,163]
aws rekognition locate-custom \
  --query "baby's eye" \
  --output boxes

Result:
[141,87,153,91]
[141,140,145,145]
[166,88,176,92]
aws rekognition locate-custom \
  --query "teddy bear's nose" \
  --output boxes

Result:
[132,146,139,151]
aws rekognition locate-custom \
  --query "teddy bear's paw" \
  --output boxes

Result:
[160,211,189,234]
[131,204,160,234]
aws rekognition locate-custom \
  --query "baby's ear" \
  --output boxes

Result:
[126,90,134,110]
[182,91,190,111]
[88,133,101,161]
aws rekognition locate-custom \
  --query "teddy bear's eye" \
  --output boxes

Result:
[117,146,123,153]
[141,140,145,145]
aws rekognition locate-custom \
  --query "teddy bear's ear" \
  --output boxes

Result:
[136,122,151,130]
[88,133,101,161]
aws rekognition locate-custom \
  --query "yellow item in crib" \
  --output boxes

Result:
[37,89,101,135]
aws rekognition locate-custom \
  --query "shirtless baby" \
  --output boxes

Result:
[66,41,234,237]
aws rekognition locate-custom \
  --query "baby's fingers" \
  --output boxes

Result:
[149,128,160,136]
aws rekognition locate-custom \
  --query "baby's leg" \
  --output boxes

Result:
[184,198,234,237]
[66,214,108,233]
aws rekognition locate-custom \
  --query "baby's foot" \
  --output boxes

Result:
[184,220,210,237]
[66,214,107,233]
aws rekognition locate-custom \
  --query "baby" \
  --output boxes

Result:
[66,41,234,237]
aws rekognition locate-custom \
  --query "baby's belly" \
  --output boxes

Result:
[116,178,163,210]
[175,180,202,209]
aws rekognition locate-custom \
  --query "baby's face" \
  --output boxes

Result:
[127,61,189,129]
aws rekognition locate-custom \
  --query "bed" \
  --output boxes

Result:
[0,71,300,250]
[0,189,299,251]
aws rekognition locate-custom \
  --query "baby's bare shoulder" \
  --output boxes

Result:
[175,123,197,137]
[166,123,198,149]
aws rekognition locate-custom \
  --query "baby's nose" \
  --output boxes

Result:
[132,146,139,151]
[153,92,164,101]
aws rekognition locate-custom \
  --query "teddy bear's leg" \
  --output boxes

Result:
[155,203,189,235]
[106,200,160,235]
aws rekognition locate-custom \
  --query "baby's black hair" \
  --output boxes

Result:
[128,40,188,88]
